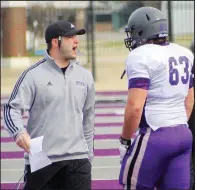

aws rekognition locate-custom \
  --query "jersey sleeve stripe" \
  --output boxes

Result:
[128,77,150,90]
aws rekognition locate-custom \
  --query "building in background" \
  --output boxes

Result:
[1,1,27,57]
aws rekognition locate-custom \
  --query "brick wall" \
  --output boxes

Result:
[2,7,27,57]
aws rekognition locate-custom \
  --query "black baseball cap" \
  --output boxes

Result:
[45,20,86,43]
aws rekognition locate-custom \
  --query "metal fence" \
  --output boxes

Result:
[1,1,194,81]
[86,1,194,79]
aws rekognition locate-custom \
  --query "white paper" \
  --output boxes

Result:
[29,151,52,173]
[30,136,44,155]
[29,136,52,173]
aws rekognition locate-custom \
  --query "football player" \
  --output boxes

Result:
[119,6,194,190]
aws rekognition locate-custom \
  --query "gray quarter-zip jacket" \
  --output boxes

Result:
[3,51,95,164]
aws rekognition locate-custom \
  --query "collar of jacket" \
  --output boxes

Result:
[44,50,78,70]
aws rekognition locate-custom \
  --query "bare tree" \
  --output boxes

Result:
[27,5,76,38]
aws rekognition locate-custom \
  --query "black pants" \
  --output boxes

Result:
[23,158,91,190]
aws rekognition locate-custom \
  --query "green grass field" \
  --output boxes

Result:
[38,34,193,47]
[1,33,194,94]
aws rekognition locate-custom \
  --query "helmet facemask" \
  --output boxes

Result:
[124,26,147,51]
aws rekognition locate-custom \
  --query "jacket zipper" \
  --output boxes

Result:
[63,74,66,85]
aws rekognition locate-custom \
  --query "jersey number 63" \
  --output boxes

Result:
[169,56,190,86]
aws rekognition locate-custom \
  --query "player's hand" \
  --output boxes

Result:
[119,143,129,164]
[15,132,31,153]
[119,136,135,164]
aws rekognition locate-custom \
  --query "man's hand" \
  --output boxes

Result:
[119,131,139,164]
[15,132,31,153]
[119,143,129,164]
[119,136,133,164]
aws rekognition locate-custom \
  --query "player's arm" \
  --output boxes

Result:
[185,65,194,120]
[83,72,95,162]
[3,71,35,152]
[185,87,194,120]
[120,54,150,141]
[121,83,148,140]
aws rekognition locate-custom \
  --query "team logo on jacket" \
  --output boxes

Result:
[76,81,85,87]
[47,82,52,86]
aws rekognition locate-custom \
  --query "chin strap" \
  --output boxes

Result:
[120,70,126,79]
